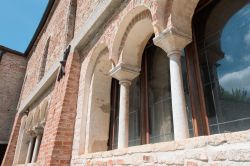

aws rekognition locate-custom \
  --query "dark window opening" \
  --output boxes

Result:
[0,144,8,165]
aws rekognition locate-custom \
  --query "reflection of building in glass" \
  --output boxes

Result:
[194,0,250,134]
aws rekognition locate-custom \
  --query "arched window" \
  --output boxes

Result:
[187,0,250,134]
[16,99,48,164]
[109,37,194,149]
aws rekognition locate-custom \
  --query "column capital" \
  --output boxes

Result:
[119,79,132,86]
[19,110,29,118]
[153,26,192,56]
[34,125,44,136]
[26,129,36,138]
[110,63,140,82]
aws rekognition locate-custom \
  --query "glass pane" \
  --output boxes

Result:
[147,47,174,143]
[129,77,141,146]
[181,52,194,137]
[109,79,120,150]
[113,83,120,149]
[113,115,119,149]
[195,0,250,134]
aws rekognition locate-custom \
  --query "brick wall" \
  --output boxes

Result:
[1,114,22,166]
[74,0,103,35]
[36,51,81,166]
[20,0,73,103]
[0,52,26,143]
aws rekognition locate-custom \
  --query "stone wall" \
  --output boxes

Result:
[71,130,250,166]
[0,52,26,143]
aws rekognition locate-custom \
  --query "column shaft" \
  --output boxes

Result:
[117,80,130,149]
[25,137,35,164]
[31,135,42,163]
[169,51,189,140]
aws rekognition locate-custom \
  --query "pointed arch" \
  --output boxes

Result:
[77,43,112,154]
[167,0,200,38]
[111,7,155,68]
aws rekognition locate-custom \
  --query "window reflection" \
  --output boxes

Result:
[147,46,173,143]
[129,77,141,146]
[195,0,250,134]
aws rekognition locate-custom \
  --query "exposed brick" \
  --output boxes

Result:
[1,114,22,166]
[0,52,26,143]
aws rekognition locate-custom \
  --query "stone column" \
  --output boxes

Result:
[110,63,140,149]
[31,134,42,163]
[31,126,44,163]
[25,136,35,164]
[117,80,131,148]
[154,30,192,140]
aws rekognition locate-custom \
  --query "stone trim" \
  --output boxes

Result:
[18,61,59,113]
[155,25,192,42]
[110,63,140,81]
[118,10,152,58]
[70,0,123,51]
[153,26,192,54]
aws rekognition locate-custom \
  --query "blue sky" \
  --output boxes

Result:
[0,0,48,53]
[219,4,250,94]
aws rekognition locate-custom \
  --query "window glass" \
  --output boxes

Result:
[147,47,174,143]
[181,52,194,137]
[129,77,141,146]
[195,0,250,134]
[109,79,120,149]
[113,81,120,149]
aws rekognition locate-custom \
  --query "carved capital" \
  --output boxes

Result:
[34,125,44,136]
[119,79,131,87]
[110,63,140,82]
[153,26,192,56]
[26,129,36,138]
[19,110,29,118]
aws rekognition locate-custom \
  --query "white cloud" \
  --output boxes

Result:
[243,54,250,62]
[244,29,250,46]
[219,66,250,93]
[224,54,234,62]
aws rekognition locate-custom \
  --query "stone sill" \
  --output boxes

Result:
[70,0,123,51]
[16,163,36,166]
[18,61,60,113]
[78,129,250,159]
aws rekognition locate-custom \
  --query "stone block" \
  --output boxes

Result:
[153,141,177,152]
[208,134,227,146]
[228,149,250,162]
